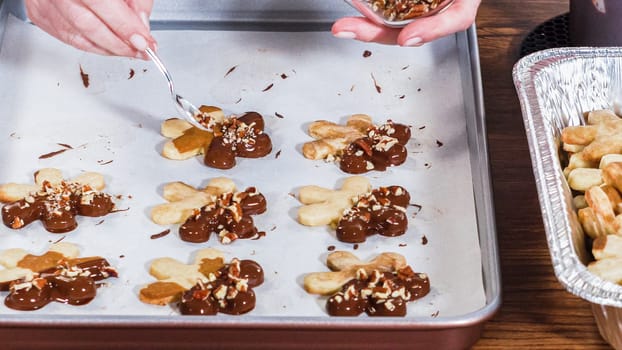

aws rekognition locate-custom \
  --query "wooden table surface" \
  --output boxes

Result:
[473,0,612,349]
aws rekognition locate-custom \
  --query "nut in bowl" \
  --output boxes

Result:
[344,0,454,27]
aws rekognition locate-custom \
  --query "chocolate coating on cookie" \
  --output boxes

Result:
[4,257,117,311]
[340,121,410,174]
[2,182,114,233]
[336,186,410,243]
[204,112,272,169]
[179,187,267,244]
[179,259,264,315]
[326,266,429,317]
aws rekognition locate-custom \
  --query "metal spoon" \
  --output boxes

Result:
[145,48,206,129]
[344,0,454,28]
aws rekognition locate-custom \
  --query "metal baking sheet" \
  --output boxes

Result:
[0,0,499,348]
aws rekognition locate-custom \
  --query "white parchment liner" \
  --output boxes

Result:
[0,16,484,318]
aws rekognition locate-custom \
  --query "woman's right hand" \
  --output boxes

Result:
[24,0,157,59]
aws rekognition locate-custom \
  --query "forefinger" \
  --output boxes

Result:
[82,0,156,52]
[51,0,138,57]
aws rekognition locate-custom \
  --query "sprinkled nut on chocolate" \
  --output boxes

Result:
[0,242,117,311]
[179,187,267,244]
[304,251,429,317]
[161,106,272,169]
[139,248,264,316]
[0,169,115,233]
[340,121,411,174]
[337,186,410,243]
[204,112,272,169]
[302,115,411,174]
[150,178,268,244]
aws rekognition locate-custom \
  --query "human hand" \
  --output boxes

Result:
[24,0,156,59]
[332,0,480,46]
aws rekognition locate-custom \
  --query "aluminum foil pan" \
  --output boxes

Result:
[513,47,622,306]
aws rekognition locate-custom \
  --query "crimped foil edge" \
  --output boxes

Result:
[513,47,622,307]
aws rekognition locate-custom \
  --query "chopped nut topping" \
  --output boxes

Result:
[10,281,33,292]
[344,284,358,300]
[384,299,396,311]
[226,286,239,300]
[11,217,24,229]
[32,277,47,290]
[213,284,228,300]
[228,258,241,278]
[372,286,391,299]
[235,279,249,292]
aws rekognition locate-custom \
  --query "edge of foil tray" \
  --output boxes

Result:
[513,46,622,307]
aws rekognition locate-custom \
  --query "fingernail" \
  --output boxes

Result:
[334,31,357,39]
[403,37,423,47]
[129,34,148,51]
[140,12,150,30]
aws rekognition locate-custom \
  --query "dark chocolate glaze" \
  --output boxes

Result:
[1,182,114,233]
[340,121,410,174]
[336,186,410,243]
[179,259,264,316]
[326,267,429,317]
[4,257,117,311]
[179,188,267,244]
[326,279,367,316]
[204,112,272,169]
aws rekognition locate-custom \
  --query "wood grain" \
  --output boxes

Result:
[473,0,612,348]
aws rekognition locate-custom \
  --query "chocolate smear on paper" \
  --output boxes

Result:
[225,65,238,77]
[262,83,274,92]
[79,65,90,88]
[150,229,171,240]
[39,149,69,159]
[371,73,382,93]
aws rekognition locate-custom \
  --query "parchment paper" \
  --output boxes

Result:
[0,15,485,318]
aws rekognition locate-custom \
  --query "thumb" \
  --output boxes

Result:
[397,0,480,45]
